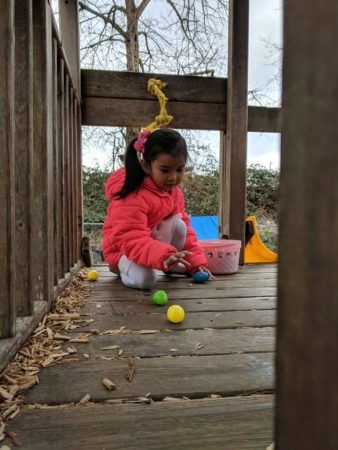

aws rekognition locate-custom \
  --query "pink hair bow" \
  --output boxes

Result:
[134,129,151,154]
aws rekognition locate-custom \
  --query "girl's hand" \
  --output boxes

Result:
[163,251,191,270]
[196,266,216,280]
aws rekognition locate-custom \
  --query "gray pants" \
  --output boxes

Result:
[117,215,187,290]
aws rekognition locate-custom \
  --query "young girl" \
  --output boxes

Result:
[102,128,213,290]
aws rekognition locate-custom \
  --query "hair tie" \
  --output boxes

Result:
[134,129,151,154]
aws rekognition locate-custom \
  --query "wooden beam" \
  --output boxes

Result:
[82,97,225,130]
[220,0,249,263]
[32,0,54,305]
[276,2,338,449]
[82,69,227,103]
[82,97,280,133]
[0,0,16,337]
[14,0,34,316]
[59,0,80,95]
[81,69,281,133]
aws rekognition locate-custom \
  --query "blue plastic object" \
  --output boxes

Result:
[193,271,209,284]
[190,215,218,240]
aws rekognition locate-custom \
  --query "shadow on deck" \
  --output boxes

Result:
[3,264,277,449]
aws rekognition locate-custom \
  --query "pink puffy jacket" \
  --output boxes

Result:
[102,168,207,272]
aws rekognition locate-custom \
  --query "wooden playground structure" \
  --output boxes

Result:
[0,1,337,449]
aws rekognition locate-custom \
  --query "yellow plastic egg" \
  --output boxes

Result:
[87,269,99,281]
[167,305,185,323]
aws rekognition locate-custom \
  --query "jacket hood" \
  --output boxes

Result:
[105,167,125,201]
[105,167,178,201]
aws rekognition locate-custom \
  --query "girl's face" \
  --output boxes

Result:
[146,153,186,192]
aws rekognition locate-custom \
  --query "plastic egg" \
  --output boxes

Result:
[87,269,99,281]
[167,305,185,323]
[193,271,209,283]
[152,290,168,306]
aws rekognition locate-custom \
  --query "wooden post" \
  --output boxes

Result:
[219,0,249,263]
[64,74,70,272]
[14,0,34,316]
[59,0,80,96]
[73,98,79,263]
[53,38,62,284]
[69,86,74,267]
[32,0,54,304]
[0,0,16,337]
[77,103,83,261]
[58,59,67,278]
[276,2,338,449]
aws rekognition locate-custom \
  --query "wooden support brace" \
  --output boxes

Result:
[220,0,249,263]
[14,0,34,316]
[276,1,338,449]
[0,0,16,337]
[32,0,54,305]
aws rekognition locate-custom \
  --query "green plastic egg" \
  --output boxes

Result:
[152,290,168,306]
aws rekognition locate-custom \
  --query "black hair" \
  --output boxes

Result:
[115,128,188,199]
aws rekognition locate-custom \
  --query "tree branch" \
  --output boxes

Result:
[79,1,127,39]
[136,0,152,19]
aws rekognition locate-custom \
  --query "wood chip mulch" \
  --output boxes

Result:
[0,270,91,443]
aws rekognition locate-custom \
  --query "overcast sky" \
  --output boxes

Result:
[68,0,283,170]
[248,0,282,169]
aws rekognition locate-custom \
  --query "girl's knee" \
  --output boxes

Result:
[171,217,187,251]
[138,268,157,290]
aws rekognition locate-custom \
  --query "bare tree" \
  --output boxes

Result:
[78,0,228,170]
[79,1,228,74]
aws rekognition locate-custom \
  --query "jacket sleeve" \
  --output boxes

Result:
[176,189,208,272]
[107,193,177,270]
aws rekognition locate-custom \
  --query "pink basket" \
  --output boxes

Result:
[199,239,242,274]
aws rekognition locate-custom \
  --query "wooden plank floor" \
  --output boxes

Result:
[4,264,277,449]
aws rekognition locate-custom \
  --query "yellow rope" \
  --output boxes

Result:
[144,78,173,132]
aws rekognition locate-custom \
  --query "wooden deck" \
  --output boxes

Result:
[3,264,277,449]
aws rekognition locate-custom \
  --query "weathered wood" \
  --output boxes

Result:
[14,0,34,316]
[56,58,65,279]
[63,74,70,272]
[78,309,275,332]
[53,38,61,284]
[82,97,224,130]
[97,263,278,273]
[26,352,274,404]
[76,103,83,261]
[69,86,74,267]
[93,286,277,300]
[54,260,82,298]
[72,327,275,359]
[276,2,338,449]
[81,69,281,132]
[249,106,281,133]
[32,0,54,303]
[0,301,47,373]
[73,98,79,263]
[98,276,277,289]
[82,69,227,103]
[82,97,280,132]
[99,271,277,280]
[82,296,276,315]
[57,58,66,277]
[0,0,16,337]
[3,395,274,450]
[59,0,80,95]
[220,0,249,264]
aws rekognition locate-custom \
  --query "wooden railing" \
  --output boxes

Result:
[0,0,82,372]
